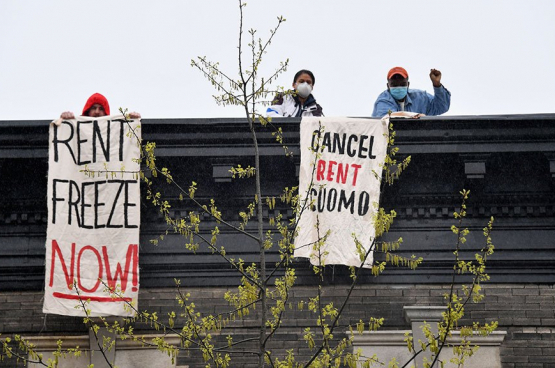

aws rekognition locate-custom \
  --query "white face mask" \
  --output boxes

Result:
[296,82,312,98]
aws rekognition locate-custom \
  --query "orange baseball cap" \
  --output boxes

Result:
[387,67,408,80]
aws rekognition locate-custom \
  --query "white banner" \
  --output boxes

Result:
[44,116,141,316]
[294,117,389,268]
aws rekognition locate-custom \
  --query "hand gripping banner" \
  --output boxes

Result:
[44,116,141,316]
[294,117,389,268]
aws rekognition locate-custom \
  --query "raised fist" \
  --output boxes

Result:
[430,69,442,87]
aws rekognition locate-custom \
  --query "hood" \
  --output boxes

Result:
[82,93,110,116]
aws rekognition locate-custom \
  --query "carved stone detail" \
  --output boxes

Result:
[460,153,490,180]
[210,158,235,183]
[545,152,555,178]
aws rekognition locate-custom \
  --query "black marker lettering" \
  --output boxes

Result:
[53,122,76,163]
[77,121,92,165]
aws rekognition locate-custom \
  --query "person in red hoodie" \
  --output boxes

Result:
[60,93,141,119]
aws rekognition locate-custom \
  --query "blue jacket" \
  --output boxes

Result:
[371,86,451,117]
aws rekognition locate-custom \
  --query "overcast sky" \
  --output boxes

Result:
[1,0,554,120]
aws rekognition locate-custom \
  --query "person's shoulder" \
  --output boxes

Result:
[374,90,394,104]
[272,92,283,105]
[407,88,432,99]
[408,88,427,95]
[374,89,395,101]
[272,91,292,105]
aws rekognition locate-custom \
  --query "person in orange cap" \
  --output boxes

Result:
[60,93,141,119]
[371,67,450,118]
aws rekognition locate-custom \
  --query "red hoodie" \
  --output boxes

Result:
[82,93,110,116]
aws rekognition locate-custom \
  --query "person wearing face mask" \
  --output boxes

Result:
[266,69,323,117]
[59,93,141,119]
[371,67,451,118]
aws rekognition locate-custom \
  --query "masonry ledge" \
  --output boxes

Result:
[404,305,446,323]
[351,330,507,346]
[24,334,182,350]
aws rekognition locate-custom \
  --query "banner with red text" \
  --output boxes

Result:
[44,116,141,316]
[294,117,389,268]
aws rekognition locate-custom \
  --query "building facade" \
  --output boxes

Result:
[0,115,554,367]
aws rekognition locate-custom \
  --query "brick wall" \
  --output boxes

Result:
[1,284,554,367]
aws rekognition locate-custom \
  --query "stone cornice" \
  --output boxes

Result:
[1,114,555,158]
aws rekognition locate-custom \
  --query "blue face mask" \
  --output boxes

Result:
[389,86,408,100]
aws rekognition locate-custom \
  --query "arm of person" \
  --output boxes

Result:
[390,111,425,119]
[305,103,324,117]
[265,93,286,117]
[425,69,451,115]
[266,106,283,117]
[60,111,75,119]
[59,111,142,119]
[52,111,75,127]
[424,86,451,116]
